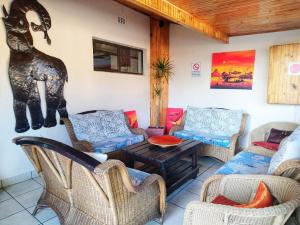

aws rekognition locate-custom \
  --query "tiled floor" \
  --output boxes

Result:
[0,157,220,225]
[0,157,297,225]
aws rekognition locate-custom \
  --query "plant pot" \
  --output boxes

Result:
[146,126,165,138]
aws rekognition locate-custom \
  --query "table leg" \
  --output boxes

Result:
[159,165,167,181]
[192,151,198,178]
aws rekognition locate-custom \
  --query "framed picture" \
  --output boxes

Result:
[210,50,256,90]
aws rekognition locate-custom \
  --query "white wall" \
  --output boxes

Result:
[0,0,150,180]
[169,25,300,146]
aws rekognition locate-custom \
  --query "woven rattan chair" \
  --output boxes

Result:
[248,121,298,157]
[246,122,300,181]
[170,111,248,162]
[183,174,300,225]
[62,110,148,162]
[14,136,166,225]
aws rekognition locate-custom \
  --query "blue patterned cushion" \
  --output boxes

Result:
[174,130,231,148]
[127,168,150,186]
[92,134,144,153]
[216,151,271,175]
[184,106,243,137]
[69,110,131,143]
[268,125,300,174]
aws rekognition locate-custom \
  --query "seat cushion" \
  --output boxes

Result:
[215,151,271,175]
[184,106,243,137]
[174,130,231,148]
[92,134,144,153]
[127,168,150,186]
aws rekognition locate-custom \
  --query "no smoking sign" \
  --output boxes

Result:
[191,62,201,77]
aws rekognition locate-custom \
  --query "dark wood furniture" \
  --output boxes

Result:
[124,139,201,194]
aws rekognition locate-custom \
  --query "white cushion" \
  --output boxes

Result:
[85,152,108,163]
[268,125,300,174]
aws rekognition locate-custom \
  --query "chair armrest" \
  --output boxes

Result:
[184,200,291,225]
[228,133,240,157]
[273,159,300,181]
[130,128,148,139]
[245,145,275,157]
[94,160,166,216]
[200,174,224,202]
[169,124,184,135]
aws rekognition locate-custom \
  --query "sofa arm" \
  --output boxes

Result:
[130,128,148,139]
[245,145,275,157]
[229,133,240,157]
[169,125,184,135]
[273,159,300,181]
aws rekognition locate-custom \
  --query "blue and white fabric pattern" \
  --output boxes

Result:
[127,168,150,186]
[174,130,231,148]
[69,110,132,143]
[268,125,300,174]
[184,106,243,137]
[216,151,271,175]
[92,134,144,153]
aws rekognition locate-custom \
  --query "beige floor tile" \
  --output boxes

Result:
[184,180,203,195]
[0,210,40,225]
[163,203,185,225]
[28,206,57,223]
[15,188,43,209]
[43,217,60,225]
[196,168,216,182]
[0,190,11,203]
[169,190,199,208]
[4,180,42,197]
[0,198,23,220]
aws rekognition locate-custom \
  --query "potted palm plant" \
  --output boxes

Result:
[147,57,174,137]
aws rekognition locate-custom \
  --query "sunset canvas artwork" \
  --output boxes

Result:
[210,50,256,89]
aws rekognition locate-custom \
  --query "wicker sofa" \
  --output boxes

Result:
[13,136,166,225]
[214,122,300,182]
[62,110,147,162]
[170,107,248,162]
[183,175,300,225]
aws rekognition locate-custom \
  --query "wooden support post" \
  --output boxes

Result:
[150,18,169,127]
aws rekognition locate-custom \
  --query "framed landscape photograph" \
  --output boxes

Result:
[210,50,256,90]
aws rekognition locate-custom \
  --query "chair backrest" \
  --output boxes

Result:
[13,137,101,209]
[250,122,298,143]
[184,107,247,137]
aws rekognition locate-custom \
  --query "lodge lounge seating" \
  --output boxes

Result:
[183,175,300,225]
[170,106,248,162]
[214,122,300,182]
[62,110,147,162]
[13,136,166,225]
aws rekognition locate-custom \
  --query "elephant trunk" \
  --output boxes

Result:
[10,0,52,44]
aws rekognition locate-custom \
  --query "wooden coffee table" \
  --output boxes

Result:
[124,139,201,194]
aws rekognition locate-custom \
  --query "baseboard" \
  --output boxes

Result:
[1,170,38,188]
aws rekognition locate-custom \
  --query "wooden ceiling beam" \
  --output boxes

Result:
[116,0,229,43]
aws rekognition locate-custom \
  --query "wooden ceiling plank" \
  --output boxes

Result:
[116,0,229,43]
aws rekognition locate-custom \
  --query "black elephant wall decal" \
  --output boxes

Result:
[2,0,68,133]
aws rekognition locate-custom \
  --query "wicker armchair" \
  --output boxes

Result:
[183,174,300,225]
[248,121,298,157]
[13,136,166,225]
[62,110,148,162]
[170,111,248,162]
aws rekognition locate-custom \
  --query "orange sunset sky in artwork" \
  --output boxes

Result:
[211,50,256,89]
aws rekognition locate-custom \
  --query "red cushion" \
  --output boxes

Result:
[252,141,279,151]
[212,182,273,209]
[211,195,239,206]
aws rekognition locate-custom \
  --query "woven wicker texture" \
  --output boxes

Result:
[184,174,300,225]
[19,142,165,225]
[169,111,248,162]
